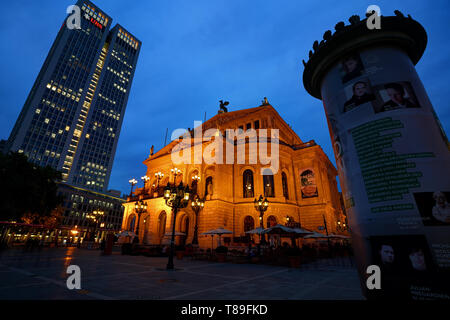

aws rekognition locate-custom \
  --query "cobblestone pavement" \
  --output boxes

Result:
[0,247,365,300]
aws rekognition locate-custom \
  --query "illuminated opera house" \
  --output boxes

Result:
[121,99,347,248]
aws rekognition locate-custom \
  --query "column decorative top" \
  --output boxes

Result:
[302,10,427,99]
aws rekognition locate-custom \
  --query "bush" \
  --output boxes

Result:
[215,245,228,254]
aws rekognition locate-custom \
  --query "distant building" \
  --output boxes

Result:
[5,0,140,193]
[3,1,140,235]
[122,102,347,247]
[58,183,125,237]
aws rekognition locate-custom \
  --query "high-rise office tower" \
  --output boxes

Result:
[5,0,141,193]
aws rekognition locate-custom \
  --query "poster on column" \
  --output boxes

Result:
[321,47,450,299]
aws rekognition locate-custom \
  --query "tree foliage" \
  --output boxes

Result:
[0,152,64,222]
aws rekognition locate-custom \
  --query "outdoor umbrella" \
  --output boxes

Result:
[304,231,329,239]
[261,224,295,235]
[262,224,313,247]
[291,227,315,236]
[246,227,267,245]
[327,234,351,239]
[245,227,265,234]
[118,230,136,237]
[201,227,233,247]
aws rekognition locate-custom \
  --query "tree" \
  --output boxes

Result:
[0,152,64,223]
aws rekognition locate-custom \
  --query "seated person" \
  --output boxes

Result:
[344,81,375,112]
[380,83,419,111]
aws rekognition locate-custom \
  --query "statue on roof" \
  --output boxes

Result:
[219,100,229,114]
[150,145,154,156]
[262,97,269,106]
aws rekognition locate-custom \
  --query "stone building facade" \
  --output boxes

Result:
[122,102,347,248]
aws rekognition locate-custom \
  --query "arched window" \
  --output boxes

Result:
[282,172,289,199]
[244,216,255,232]
[262,168,275,197]
[267,215,277,228]
[300,169,318,198]
[243,169,254,198]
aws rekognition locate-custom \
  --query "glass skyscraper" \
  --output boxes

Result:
[5,0,141,193]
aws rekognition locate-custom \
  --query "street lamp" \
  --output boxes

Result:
[128,178,138,197]
[164,181,190,270]
[191,174,200,194]
[86,209,104,242]
[134,200,147,243]
[154,171,164,196]
[141,175,150,194]
[336,220,348,232]
[190,195,204,245]
[254,195,269,244]
[171,167,181,184]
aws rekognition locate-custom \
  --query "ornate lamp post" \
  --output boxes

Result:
[164,181,190,270]
[154,171,164,196]
[86,209,104,242]
[128,178,138,197]
[134,200,147,243]
[191,174,200,194]
[254,195,269,244]
[171,167,181,184]
[336,219,348,232]
[141,175,150,195]
[190,196,204,245]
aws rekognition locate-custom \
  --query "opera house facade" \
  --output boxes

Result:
[122,100,347,248]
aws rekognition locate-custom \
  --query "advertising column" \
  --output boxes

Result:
[302,12,450,299]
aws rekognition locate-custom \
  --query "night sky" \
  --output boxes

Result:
[1,0,448,195]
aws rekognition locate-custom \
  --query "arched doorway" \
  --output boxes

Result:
[128,214,136,232]
[157,211,167,244]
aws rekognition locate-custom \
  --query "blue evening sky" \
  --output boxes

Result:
[0,0,448,194]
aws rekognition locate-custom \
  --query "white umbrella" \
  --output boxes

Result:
[304,231,329,239]
[201,227,232,247]
[291,227,315,236]
[328,234,351,239]
[118,230,136,237]
[245,227,265,234]
[262,224,313,236]
[201,227,233,236]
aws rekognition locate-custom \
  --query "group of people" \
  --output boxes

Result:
[341,55,420,113]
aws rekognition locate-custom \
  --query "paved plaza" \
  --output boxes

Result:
[0,247,364,300]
